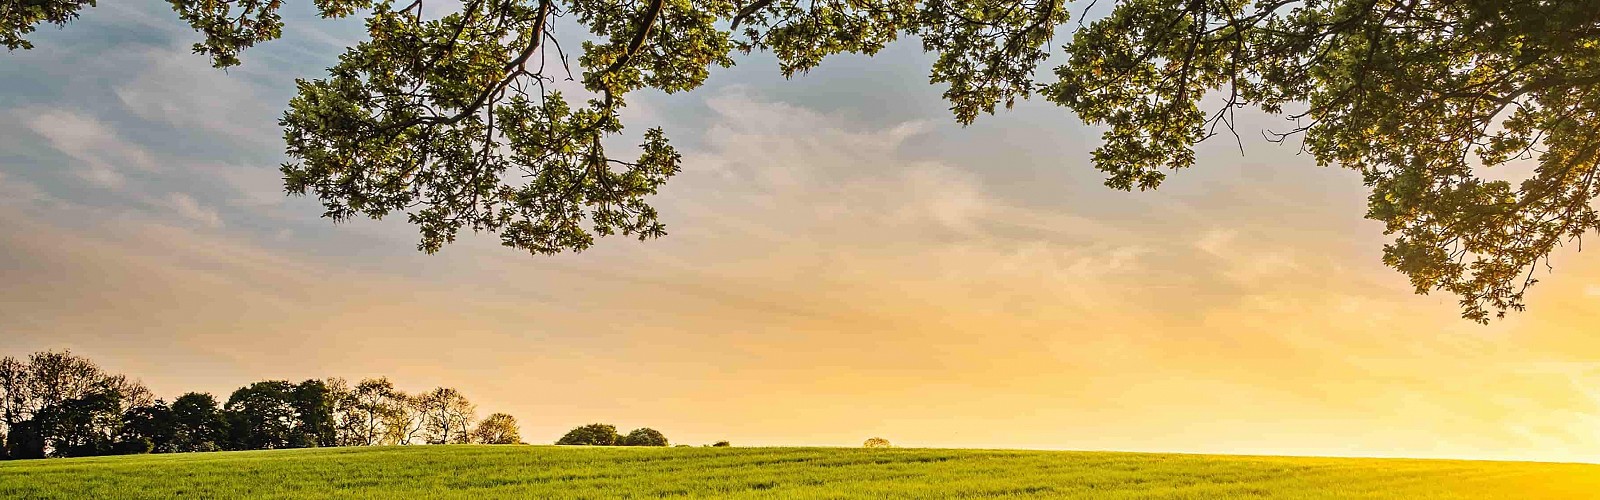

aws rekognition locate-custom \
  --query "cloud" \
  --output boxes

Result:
[888,163,990,234]
[638,88,1160,323]
[94,2,190,36]
[9,2,1600,463]
[114,46,278,146]
[1190,227,1308,286]
[162,192,223,228]
[679,89,1042,242]
[210,163,287,207]
[21,109,156,188]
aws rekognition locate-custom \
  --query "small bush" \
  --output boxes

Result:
[556,424,619,446]
[620,428,668,447]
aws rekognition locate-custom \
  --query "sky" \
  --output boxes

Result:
[3,1,1599,463]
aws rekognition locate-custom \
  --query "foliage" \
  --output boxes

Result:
[170,393,227,453]
[711,440,730,447]
[388,392,431,446]
[620,427,668,446]
[0,351,152,459]
[471,413,521,445]
[3,420,43,460]
[5,1,1599,320]
[118,401,175,454]
[0,350,513,461]
[336,378,407,447]
[5,445,1600,498]
[225,381,298,450]
[289,379,340,448]
[112,437,154,455]
[0,0,95,50]
[864,437,892,448]
[1045,0,1600,323]
[34,390,123,457]
[556,423,619,446]
[417,387,476,445]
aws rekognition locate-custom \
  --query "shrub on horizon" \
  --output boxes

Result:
[556,424,619,446]
[472,413,521,445]
[620,428,668,447]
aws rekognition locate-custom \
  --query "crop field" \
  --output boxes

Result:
[2,445,1597,499]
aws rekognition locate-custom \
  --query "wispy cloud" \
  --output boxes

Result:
[6,11,1600,463]
[162,192,223,228]
[210,163,287,207]
[21,108,157,188]
[114,46,278,146]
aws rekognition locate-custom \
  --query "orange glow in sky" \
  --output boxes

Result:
[2,1,1598,465]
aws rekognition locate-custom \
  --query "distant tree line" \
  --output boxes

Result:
[556,423,669,447]
[0,350,521,460]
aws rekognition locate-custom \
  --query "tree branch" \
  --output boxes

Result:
[604,0,666,74]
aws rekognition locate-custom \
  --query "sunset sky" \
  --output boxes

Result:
[3,1,1599,464]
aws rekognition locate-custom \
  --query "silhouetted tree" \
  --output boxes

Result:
[387,392,429,446]
[22,351,104,409]
[471,413,521,445]
[0,356,25,436]
[322,377,358,447]
[170,393,227,453]
[2,352,78,441]
[863,437,892,448]
[338,378,406,446]
[225,381,297,450]
[5,420,44,459]
[0,350,521,459]
[289,379,339,448]
[0,351,150,458]
[100,374,155,413]
[119,400,176,454]
[419,388,475,445]
[36,390,123,457]
[556,424,619,446]
[326,378,359,446]
[711,441,731,447]
[112,436,154,455]
[621,428,668,447]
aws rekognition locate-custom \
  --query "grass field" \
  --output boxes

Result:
[2,445,1597,499]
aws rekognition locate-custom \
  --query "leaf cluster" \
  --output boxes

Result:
[7,0,1599,321]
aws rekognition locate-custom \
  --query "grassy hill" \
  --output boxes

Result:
[2,445,1597,498]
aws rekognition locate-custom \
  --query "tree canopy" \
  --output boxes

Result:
[472,412,522,444]
[621,427,669,446]
[5,0,1598,321]
[556,423,620,445]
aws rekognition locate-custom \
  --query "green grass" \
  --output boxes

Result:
[2,445,1597,498]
